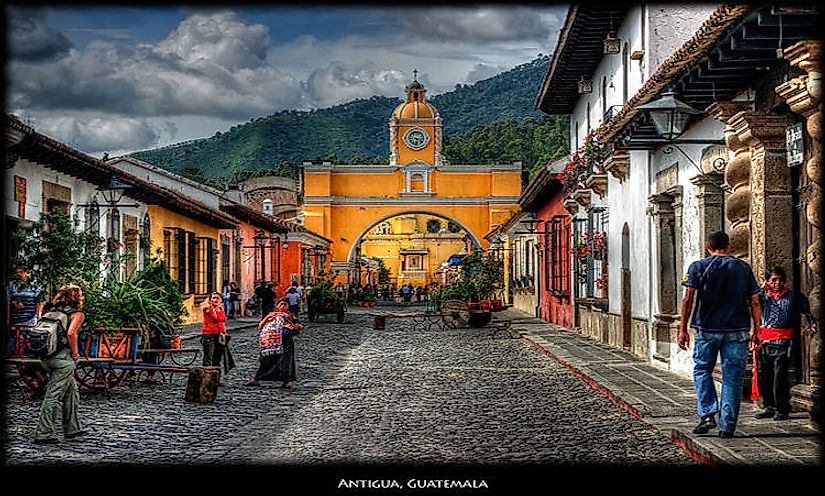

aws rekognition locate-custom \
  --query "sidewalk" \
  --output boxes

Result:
[500,309,821,466]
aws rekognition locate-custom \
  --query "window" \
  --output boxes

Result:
[234,232,242,285]
[84,202,100,234]
[163,229,176,282]
[123,214,139,279]
[545,216,571,296]
[221,234,231,285]
[142,214,151,267]
[447,221,462,233]
[406,255,422,270]
[410,173,425,192]
[163,228,191,293]
[426,219,441,233]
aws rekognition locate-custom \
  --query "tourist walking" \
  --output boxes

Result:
[245,300,303,389]
[229,282,241,318]
[286,287,301,317]
[753,266,817,421]
[201,292,228,368]
[221,280,232,318]
[678,231,761,438]
[255,281,276,316]
[33,284,87,444]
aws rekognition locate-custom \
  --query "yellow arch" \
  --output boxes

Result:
[345,209,483,262]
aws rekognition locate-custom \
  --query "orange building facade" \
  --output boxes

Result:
[302,78,523,283]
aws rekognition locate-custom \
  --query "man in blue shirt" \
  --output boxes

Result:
[754,266,817,421]
[678,231,762,438]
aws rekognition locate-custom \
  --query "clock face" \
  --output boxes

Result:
[404,128,429,150]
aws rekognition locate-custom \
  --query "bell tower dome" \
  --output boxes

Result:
[389,71,443,166]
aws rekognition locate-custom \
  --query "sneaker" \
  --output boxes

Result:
[65,430,88,439]
[754,409,776,419]
[33,438,59,445]
[773,412,790,421]
[692,414,717,434]
[718,431,734,438]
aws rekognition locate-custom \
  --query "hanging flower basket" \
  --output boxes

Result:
[586,173,609,199]
[574,189,592,207]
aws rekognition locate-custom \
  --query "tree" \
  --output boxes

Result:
[11,210,104,300]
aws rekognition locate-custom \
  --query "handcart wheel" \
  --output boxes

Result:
[441,300,470,329]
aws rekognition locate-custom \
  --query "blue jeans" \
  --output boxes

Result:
[692,330,749,433]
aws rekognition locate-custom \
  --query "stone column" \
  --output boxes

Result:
[706,102,752,262]
[776,40,822,421]
[690,172,725,253]
[667,185,684,303]
[729,112,793,283]
[649,193,680,363]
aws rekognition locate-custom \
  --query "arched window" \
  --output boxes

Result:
[262,199,274,215]
[447,221,462,233]
[426,219,442,233]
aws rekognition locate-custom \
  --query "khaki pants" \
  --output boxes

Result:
[35,348,82,441]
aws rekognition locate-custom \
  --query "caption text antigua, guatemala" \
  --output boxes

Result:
[338,479,490,490]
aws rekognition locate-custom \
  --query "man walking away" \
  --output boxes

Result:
[754,266,817,421]
[678,231,761,439]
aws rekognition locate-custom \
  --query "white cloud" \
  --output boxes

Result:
[22,113,161,153]
[303,62,407,108]
[153,10,271,70]
[7,6,566,154]
[463,63,508,84]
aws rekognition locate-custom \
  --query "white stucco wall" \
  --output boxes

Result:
[6,158,150,280]
[110,158,223,209]
[648,4,718,74]
[606,150,651,319]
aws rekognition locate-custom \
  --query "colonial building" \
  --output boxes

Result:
[5,116,237,324]
[536,3,821,420]
[596,4,821,415]
[517,158,573,328]
[484,211,537,316]
[109,157,330,304]
[302,77,522,284]
[536,3,716,357]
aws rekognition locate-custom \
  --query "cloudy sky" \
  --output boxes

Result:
[6,5,567,157]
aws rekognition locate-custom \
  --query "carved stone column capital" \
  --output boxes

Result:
[783,40,822,74]
[776,76,819,118]
[730,112,793,151]
[707,102,752,152]
[648,193,675,216]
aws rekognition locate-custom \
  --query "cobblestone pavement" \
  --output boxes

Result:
[3,308,694,466]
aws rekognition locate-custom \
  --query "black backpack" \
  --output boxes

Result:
[27,307,71,359]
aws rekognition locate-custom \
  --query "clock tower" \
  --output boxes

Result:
[389,73,443,166]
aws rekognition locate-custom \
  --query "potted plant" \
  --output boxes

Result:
[307,272,346,323]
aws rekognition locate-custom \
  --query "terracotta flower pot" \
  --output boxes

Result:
[479,300,492,311]
[468,302,480,311]
[490,300,503,311]
[171,335,182,350]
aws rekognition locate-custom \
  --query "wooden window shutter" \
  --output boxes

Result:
[176,228,187,292]
[188,232,197,294]
[207,238,217,293]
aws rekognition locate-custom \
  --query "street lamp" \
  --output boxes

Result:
[99,174,133,206]
[636,86,703,141]
[636,87,726,174]
[518,213,542,234]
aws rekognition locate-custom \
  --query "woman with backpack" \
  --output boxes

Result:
[33,284,87,445]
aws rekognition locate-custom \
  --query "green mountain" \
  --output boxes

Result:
[130,55,567,183]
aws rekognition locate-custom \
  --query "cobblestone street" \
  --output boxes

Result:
[4,307,694,466]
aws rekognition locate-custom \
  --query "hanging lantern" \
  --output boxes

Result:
[636,87,703,141]
[603,31,621,54]
[578,76,593,94]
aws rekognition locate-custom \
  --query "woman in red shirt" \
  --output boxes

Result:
[202,292,227,367]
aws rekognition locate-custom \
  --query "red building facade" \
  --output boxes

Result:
[519,163,573,328]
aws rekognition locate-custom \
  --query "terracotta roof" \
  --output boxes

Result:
[518,156,566,211]
[598,4,753,144]
[6,114,238,229]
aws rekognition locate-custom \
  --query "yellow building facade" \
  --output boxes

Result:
[360,214,468,286]
[303,78,523,283]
